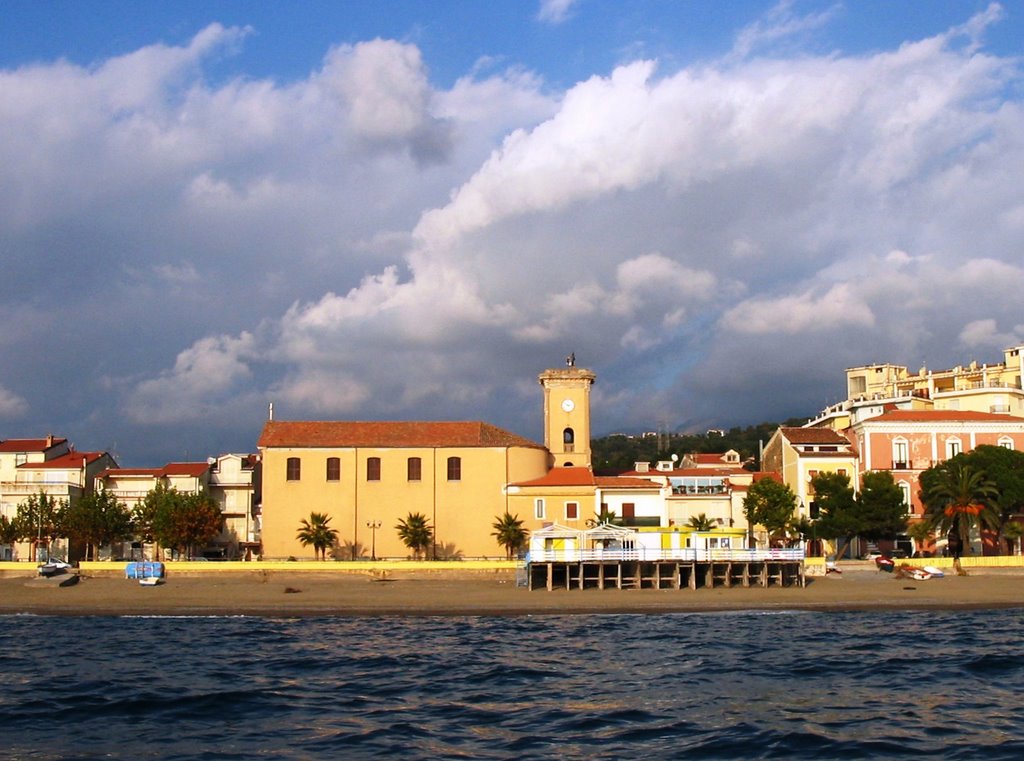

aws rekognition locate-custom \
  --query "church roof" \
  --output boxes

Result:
[258,420,544,450]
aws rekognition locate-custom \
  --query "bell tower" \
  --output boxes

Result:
[539,355,596,468]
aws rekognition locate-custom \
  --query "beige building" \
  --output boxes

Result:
[810,344,1024,429]
[0,437,116,561]
[97,455,260,559]
[761,427,859,521]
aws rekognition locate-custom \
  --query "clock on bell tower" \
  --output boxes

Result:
[539,359,596,468]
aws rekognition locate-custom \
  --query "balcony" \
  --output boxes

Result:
[0,480,83,496]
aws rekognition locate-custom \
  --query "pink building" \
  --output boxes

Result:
[848,409,1024,516]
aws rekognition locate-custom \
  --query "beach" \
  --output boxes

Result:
[4,565,1024,616]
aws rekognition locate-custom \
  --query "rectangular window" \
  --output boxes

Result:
[407,457,422,481]
[621,503,635,520]
[893,440,908,468]
[565,501,579,520]
[447,456,461,481]
[366,457,381,481]
[534,498,545,520]
[837,468,848,477]
[286,457,301,481]
[326,457,340,482]
[946,440,962,459]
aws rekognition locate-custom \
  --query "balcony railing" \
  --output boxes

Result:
[526,547,804,563]
[0,481,83,496]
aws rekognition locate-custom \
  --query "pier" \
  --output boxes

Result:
[525,548,805,591]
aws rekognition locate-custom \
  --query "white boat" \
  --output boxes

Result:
[138,576,162,587]
[37,559,72,577]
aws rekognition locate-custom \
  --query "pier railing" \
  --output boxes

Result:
[525,547,804,564]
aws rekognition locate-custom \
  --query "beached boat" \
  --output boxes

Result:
[37,559,72,577]
[138,576,162,587]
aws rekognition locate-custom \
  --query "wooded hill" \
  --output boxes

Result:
[591,418,809,474]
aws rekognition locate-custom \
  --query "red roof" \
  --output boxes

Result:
[258,420,543,450]
[868,410,1024,424]
[512,467,658,489]
[0,437,67,453]
[161,462,210,477]
[622,466,747,478]
[98,463,209,479]
[19,451,108,469]
[779,427,850,445]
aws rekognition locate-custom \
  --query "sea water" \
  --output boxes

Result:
[2,609,1023,760]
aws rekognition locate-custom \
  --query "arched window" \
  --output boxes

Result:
[999,436,1014,450]
[366,457,381,481]
[326,457,340,481]
[286,457,301,481]
[447,456,461,481]
[563,427,575,452]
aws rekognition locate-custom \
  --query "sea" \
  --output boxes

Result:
[2,608,1023,760]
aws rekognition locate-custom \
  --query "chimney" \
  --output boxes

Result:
[46,434,54,448]
[268,402,274,421]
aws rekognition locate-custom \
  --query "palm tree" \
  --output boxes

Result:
[492,512,527,559]
[921,462,999,575]
[396,512,433,560]
[687,513,716,531]
[296,512,339,561]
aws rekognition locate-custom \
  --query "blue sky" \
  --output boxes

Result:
[1,1,1023,465]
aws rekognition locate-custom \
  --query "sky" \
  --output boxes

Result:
[2,0,1023,465]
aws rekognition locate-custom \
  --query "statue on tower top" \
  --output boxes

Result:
[566,352,575,367]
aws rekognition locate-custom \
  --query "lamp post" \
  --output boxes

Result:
[366,520,382,561]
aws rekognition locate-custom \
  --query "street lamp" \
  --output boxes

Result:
[366,520,382,561]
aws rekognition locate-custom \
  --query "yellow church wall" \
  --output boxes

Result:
[260,444,548,561]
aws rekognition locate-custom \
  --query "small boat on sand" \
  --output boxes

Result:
[138,576,162,587]
[37,559,73,577]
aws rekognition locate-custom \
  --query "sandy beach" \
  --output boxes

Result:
[3,566,1024,616]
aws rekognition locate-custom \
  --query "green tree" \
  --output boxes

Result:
[856,471,909,544]
[809,471,859,558]
[594,507,619,525]
[63,489,133,561]
[396,512,433,560]
[743,478,798,545]
[687,513,716,531]
[1002,521,1024,556]
[296,512,339,560]
[951,446,1024,548]
[0,514,19,555]
[133,483,179,560]
[151,491,223,559]
[15,492,67,561]
[919,461,999,575]
[491,512,527,559]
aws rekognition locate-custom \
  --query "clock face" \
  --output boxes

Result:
[561,398,575,412]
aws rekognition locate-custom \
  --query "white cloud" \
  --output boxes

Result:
[958,319,1024,349]
[3,8,1024,457]
[537,0,580,25]
[125,333,257,423]
[0,384,27,418]
[720,283,875,335]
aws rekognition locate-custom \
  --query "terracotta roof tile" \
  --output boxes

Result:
[780,427,850,445]
[258,420,543,450]
[512,468,660,489]
[0,437,67,453]
[160,462,210,477]
[19,451,108,469]
[868,410,1024,423]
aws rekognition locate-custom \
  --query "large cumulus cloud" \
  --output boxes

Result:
[2,5,1023,463]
